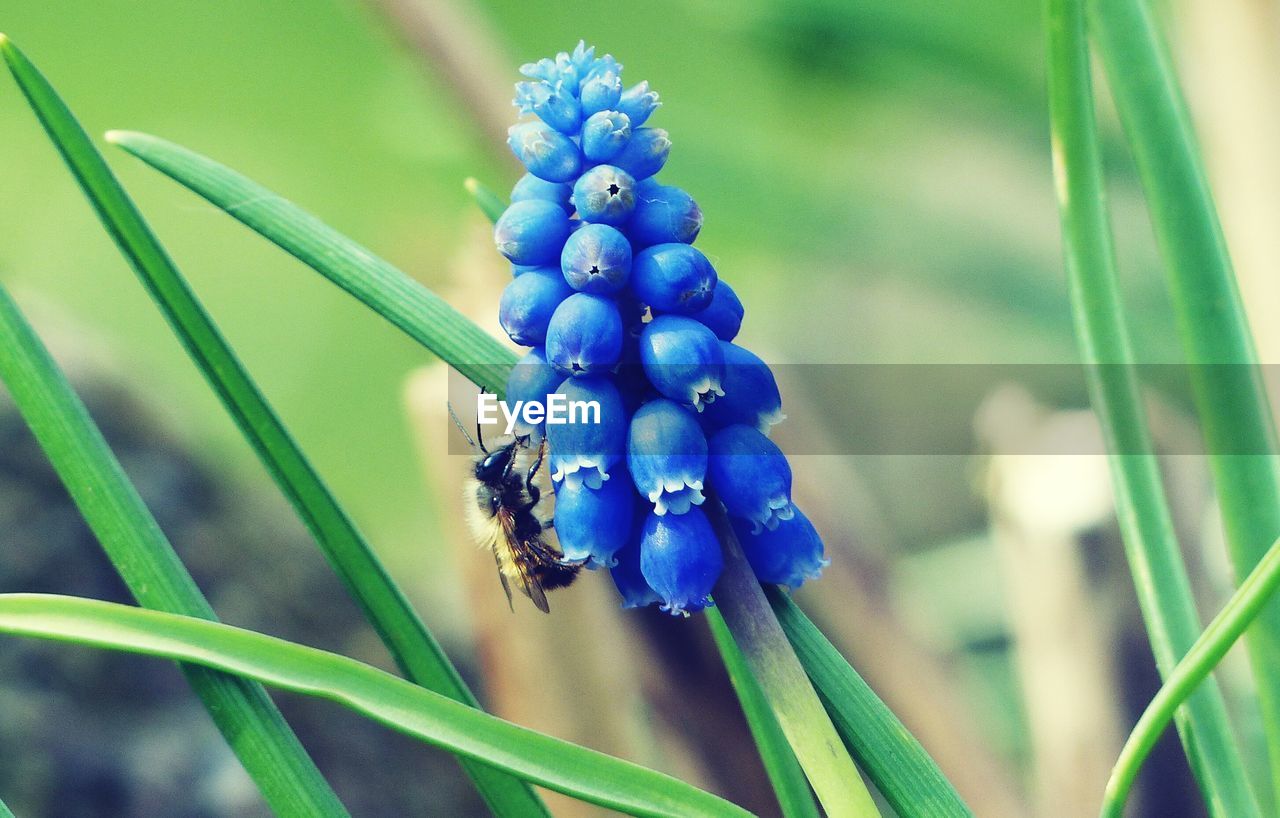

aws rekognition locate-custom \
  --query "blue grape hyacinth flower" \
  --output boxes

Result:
[628,180,703,248]
[498,267,572,346]
[632,244,717,313]
[510,173,573,214]
[610,533,662,609]
[505,348,562,441]
[507,121,583,183]
[554,474,635,567]
[572,164,637,225]
[639,508,722,615]
[581,110,631,162]
[639,315,725,411]
[700,341,784,434]
[707,424,795,533]
[627,399,707,516]
[561,223,632,294]
[546,375,625,489]
[692,280,743,341]
[488,41,824,614]
[733,506,828,588]
[545,292,624,375]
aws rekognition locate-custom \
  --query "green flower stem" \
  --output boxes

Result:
[705,497,880,818]
[1103,537,1280,818]
[0,37,544,815]
[1087,0,1280,795]
[0,593,753,818]
[767,590,972,817]
[707,606,821,818]
[0,282,347,818]
[1044,1,1260,813]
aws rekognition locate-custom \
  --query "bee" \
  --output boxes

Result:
[451,403,580,612]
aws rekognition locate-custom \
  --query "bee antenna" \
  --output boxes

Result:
[446,401,478,450]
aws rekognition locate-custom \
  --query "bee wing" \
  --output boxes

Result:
[496,508,552,614]
[491,544,515,612]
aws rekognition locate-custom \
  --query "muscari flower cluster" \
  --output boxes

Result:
[495,42,827,615]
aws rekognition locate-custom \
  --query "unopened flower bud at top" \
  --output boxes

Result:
[612,127,671,182]
[561,223,632,294]
[507,121,583,183]
[628,399,708,516]
[617,80,660,127]
[514,80,582,134]
[579,68,623,117]
[581,111,632,163]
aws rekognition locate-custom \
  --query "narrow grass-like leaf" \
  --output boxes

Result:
[767,588,972,818]
[1104,537,1280,817]
[0,34,546,817]
[465,177,508,224]
[0,281,346,817]
[1044,2,1260,814]
[0,796,13,818]
[705,499,880,818]
[107,130,518,394]
[0,593,753,818]
[1086,0,1280,792]
[707,606,821,818]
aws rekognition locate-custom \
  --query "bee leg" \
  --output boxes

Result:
[520,440,547,513]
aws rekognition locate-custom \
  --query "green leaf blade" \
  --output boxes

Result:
[1044,1,1261,814]
[465,177,508,223]
[106,130,517,394]
[767,589,972,818]
[0,280,346,818]
[0,593,754,818]
[707,606,820,818]
[0,36,545,816]
[1105,536,1280,817]
[1086,0,1280,797]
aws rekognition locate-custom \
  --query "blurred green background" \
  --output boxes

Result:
[0,0,1173,563]
[5,0,1272,815]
